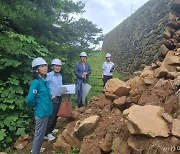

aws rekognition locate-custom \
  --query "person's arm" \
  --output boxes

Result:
[83,64,91,79]
[26,80,38,108]
[74,63,83,79]
[46,73,54,99]
[102,70,104,79]
[110,63,115,72]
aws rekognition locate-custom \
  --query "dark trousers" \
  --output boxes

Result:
[77,84,88,107]
[103,75,112,87]
[45,96,61,135]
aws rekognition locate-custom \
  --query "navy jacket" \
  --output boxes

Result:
[74,61,91,84]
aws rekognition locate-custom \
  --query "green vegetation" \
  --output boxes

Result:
[87,51,124,100]
[88,51,105,99]
[0,0,123,151]
[68,146,79,154]
[0,0,103,151]
[51,146,79,154]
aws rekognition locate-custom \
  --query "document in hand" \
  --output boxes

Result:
[53,86,68,96]
[60,86,69,95]
[61,84,76,94]
[82,83,91,104]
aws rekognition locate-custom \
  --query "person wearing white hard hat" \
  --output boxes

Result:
[27,57,53,154]
[44,58,62,141]
[102,53,115,86]
[74,52,91,108]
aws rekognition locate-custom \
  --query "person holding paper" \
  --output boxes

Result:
[102,53,115,87]
[74,52,91,108]
[44,58,62,141]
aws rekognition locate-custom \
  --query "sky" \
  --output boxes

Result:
[74,0,149,35]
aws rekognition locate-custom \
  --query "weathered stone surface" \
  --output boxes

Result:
[111,107,122,116]
[174,75,180,87]
[104,91,119,101]
[159,44,169,56]
[127,136,143,153]
[123,105,170,137]
[169,11,177,21]
[164,29,171,39]
[164,51,180,65]
[74,115,100,140]
[53,135,71,153]
[175,30,180,36]
[99,139,112,152]
[80,140,102,154]
[163,39,176,50]
[113,96,126,109]
[71,110,81,119]
[85,109,92,114]
[146,144,164,154]
[177,48,180,52]
[156,60,162,67]
[172,119,180,137]
[14,134,29,150]
[129,76,145,91]
[151,63,159,69]
[112,137,130,154]
[144,74,156,85]
[154,51,180,78]
[140,66,154,78]
[154,64,168,78]
[166,72,178,79]
[104,78,130,97]
[62,128,81,148]
[170,136,180,146]
[177,43,180,48]
[102,0,172,75]
[176,66,180,72]
[161,112,173,124]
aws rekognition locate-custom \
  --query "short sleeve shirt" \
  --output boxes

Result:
[102,61,114,76]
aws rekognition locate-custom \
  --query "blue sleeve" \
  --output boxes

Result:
[74,63,83,79]
[26,80,38,108]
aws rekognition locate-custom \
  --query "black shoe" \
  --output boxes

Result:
[78,104,84,108]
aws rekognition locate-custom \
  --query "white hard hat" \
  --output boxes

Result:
[80,52,87,57]
[106,53,111,58]
[32,57,47,69]
[51,59,62,66]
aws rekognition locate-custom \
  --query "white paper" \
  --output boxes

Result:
[60,86,69,95]
[53,86,68,96]
[82,83,91,103]
[61,84,76,94]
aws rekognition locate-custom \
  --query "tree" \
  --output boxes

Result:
[70,18,104,48]
[0,0,103,150]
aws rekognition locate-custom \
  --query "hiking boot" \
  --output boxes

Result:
[78,104,84,108]
[44,133,55,141]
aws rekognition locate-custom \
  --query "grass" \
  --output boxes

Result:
[87,51,124,100]
[69,51,124,106]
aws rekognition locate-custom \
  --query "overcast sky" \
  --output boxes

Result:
[74,0,149,34]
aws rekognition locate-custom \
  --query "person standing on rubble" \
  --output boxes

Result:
[102,53,115,87]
